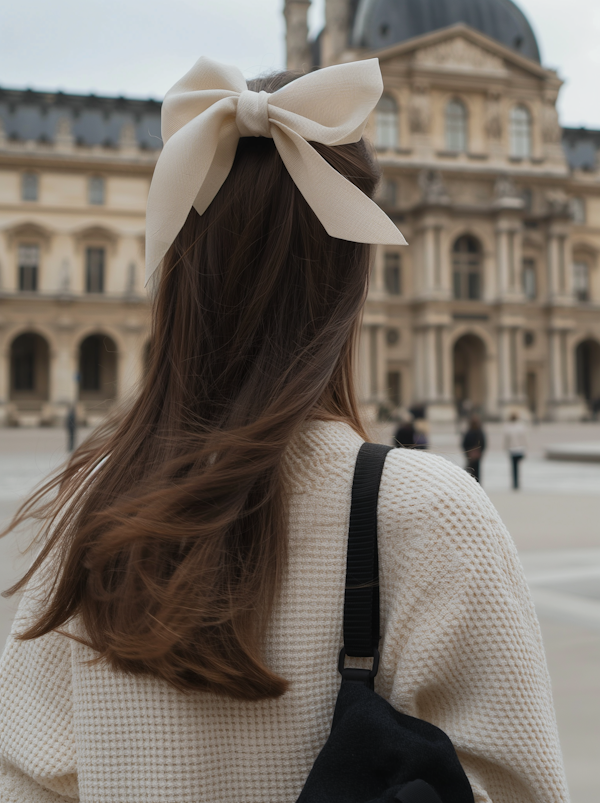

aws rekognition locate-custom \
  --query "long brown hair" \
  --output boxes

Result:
[3,71,380,700]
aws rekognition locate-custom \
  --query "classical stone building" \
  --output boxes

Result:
[1,0,599,426]
[0,91,160,425]
[287,0,600,421]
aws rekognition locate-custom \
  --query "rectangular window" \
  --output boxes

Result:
[86,247,105,293]
[18,244,39,291]
[88,176,105,205]
[21,173,38,202]
[522,258,537,300]
[384,252,402,295]
[573,261,589,302]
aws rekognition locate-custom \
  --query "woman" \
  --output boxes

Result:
[0,57,568,802]
[462,414,486,483]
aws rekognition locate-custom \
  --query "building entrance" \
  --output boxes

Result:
[78,334,118,410]
[9,332,50,407]
[453,334,486,414]
[576,338,600,410]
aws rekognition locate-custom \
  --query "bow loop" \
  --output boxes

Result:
[236,90,271,138]
[145,55,407,284]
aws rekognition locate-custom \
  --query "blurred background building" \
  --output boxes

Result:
[0,92,160,425]
[0,0,598,426]
[288,0,600,422]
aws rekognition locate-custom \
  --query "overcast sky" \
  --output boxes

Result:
[0,0,598,128]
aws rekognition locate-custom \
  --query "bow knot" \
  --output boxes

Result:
[236,90,271,138]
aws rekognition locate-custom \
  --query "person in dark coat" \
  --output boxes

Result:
[462,414,486,483]
[394,418,415,448]
[66,405,77,452]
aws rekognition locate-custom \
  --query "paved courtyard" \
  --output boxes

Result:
[1,423,599,801]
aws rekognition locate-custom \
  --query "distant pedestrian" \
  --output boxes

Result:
[393,417,415,448]
[462,414,486,483]
[66,405,77,452]
[504,412,527,490]
[413,417,429,450]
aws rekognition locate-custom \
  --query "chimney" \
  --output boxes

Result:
[284,0,312,71]
[323,0,350,66]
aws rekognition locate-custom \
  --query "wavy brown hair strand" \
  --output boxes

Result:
[2,71,380,700]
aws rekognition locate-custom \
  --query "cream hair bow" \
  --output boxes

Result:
[145,56,407,283]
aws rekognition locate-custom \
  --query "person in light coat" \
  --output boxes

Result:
[504,412,528,489]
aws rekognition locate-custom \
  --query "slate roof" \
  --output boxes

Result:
[562,127,600,172]
[0,87,162,150]
[350,0,541,61]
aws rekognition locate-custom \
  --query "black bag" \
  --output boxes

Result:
[297,443,475,803]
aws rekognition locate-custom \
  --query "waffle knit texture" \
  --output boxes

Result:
[0,421,570,803]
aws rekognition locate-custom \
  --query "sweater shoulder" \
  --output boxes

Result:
[378,447,517,568]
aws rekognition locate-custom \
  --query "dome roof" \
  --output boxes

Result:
[351,0,541,62]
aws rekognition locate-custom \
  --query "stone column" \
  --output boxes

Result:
[546,223,572,303]
[495,220,521,299]
[284,0,312,71]
[497,325,523,411]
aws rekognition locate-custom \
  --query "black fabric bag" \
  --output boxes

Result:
[297,443,475,803]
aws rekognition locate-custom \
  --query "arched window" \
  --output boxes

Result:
[452,235,483,300]
[510,106,531,158]
[445,99,468,152]
[375,95,398,150]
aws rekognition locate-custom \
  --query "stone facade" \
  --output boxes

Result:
[0,89,159,425]
[285,1,600,421]
[1,3,599,427]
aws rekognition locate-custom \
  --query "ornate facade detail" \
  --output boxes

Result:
[413,36,505,73]
[408,84,431,134]
[545,189,571,216]
[485,92,503,139]
[541,98,562,145]
[418,169,450,204]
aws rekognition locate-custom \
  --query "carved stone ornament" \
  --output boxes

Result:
[545,189,570,216]
[494,175,520,200]
[541,99,561,145]
[413,37,505,73]
[418,169,450,205]
[485,93,503,140]
[408,84,431,134]
[60,258,71,292]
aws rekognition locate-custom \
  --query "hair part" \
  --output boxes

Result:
[2,71,380,700]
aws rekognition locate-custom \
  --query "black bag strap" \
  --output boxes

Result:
[339,442,392,686]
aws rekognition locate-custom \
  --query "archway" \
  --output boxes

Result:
[78,334,118,404]
[453,334,486,413]
[9,332,50,405]
[576,338,600,407]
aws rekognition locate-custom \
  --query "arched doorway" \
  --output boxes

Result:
[78,334,118,407]
[453,334,486,413]
[9,332,50,406]
[576,338,600,408]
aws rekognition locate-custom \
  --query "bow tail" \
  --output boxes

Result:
[272,125,407,247]
[145,100,239,283]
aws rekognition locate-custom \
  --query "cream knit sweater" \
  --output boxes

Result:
[0,421,569,803]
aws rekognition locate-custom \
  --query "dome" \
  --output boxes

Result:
[351,0,541,62]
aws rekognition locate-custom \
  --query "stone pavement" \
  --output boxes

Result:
[1,424,600,802]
